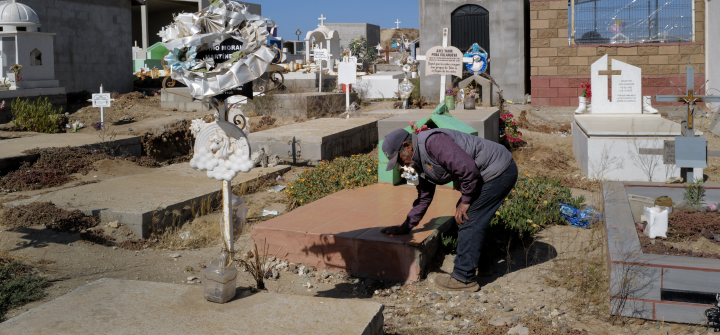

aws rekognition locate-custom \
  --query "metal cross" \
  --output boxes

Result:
[656,66,720,137]
[295,28,302,41]
[318,14,326,26]
[654,65,720,181]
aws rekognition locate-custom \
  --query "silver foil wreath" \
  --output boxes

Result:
[159,0,276,101]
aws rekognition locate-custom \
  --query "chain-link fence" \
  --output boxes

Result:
[570,0,694,44]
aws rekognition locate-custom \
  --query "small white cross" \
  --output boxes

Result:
[376,44,383,52]
[318,14,326,26]
[395,19,401,29]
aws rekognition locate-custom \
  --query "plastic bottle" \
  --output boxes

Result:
[203,252,237,303]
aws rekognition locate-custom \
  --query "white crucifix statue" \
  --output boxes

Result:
[88,84,114,129]
[395,19,401,29]
[318,14,326,26]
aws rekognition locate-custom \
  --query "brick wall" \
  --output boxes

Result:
[530,0,706,107]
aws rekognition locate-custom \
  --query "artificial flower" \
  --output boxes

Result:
[164,46,198,71]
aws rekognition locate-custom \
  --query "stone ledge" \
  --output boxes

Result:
[0,278,384,335]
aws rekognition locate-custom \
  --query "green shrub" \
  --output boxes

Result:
[683,177,705,208]
[12,97,64,133]
[491,175,585,236]
[0,260,47,321]
[286,154,378,209]
[441,232,458,253]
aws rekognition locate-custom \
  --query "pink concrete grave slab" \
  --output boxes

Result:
[252,183,460,281]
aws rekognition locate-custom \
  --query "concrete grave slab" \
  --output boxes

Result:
[0,278,384,335]
[0,133,141,175]
[249,118,377,164]
[271,92,359,118]
[3,164,290,238]
[377,108,500,142]
[573,114,702,181]
[161,87,213,112]
[603,181,720,325]
[253,183,460,282]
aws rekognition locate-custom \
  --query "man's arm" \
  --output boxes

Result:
[425,133,480,204]
[382,176,436,235]
[400,177,436,231]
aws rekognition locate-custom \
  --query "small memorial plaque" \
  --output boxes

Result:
[424,46,463,77]
[196,38,244,64]
[91,93,112,108]
[663,140,676,165]
[314,49,328,62]
[338,62,357,85]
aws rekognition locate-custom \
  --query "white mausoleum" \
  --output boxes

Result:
[0,0,61,90]
[304,16,340,66]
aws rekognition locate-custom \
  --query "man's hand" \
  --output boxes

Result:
[381,225,411,235]
[455,203,470,224]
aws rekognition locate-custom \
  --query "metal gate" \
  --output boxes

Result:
[451,4,490,68]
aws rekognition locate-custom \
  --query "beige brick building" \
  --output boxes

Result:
[530,0,706,106]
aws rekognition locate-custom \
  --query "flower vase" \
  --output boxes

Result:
[445,96,455,110]
[574,96,588,114]
[464,98,476,110]
[411,71,417,78]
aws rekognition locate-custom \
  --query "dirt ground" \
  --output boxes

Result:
[380,29,420,49]
[1,101,720,333]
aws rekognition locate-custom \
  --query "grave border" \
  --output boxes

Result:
[604,181,720,324]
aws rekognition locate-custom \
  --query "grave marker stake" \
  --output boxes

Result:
[89,84,114,129]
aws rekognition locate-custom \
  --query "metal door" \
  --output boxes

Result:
[451,5,490,69]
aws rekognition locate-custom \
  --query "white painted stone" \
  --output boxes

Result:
[590,55,642,114]
[573,115,702,182]
[356,71,405,99]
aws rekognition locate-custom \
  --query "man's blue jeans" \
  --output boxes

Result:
[452,160,518,283]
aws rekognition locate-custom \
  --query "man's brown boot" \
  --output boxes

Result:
[433,274,479,292]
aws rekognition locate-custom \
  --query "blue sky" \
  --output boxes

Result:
[260,0,419,42]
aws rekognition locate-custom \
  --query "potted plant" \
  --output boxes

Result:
[575,82,592,114]
[463,86,478,109]
[445,88,458,110]
[0,77,12,91]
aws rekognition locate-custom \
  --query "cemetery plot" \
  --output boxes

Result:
[604,181,720,324]
[4,164,289,238]
[0,278,384,334]
[248,118,377,164]
[252,183,461,282]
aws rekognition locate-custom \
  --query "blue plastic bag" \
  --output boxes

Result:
[559,203,601,228]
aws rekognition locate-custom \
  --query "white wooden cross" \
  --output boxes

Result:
[414,28,450,103]
[88,84,114,129]
[395,19,401,29]
[318,14,326,26]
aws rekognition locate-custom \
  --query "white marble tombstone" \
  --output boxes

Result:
[590,55,642,114]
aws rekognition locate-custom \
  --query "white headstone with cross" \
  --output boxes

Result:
[590,55,642,114]
[88,84,114,129]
